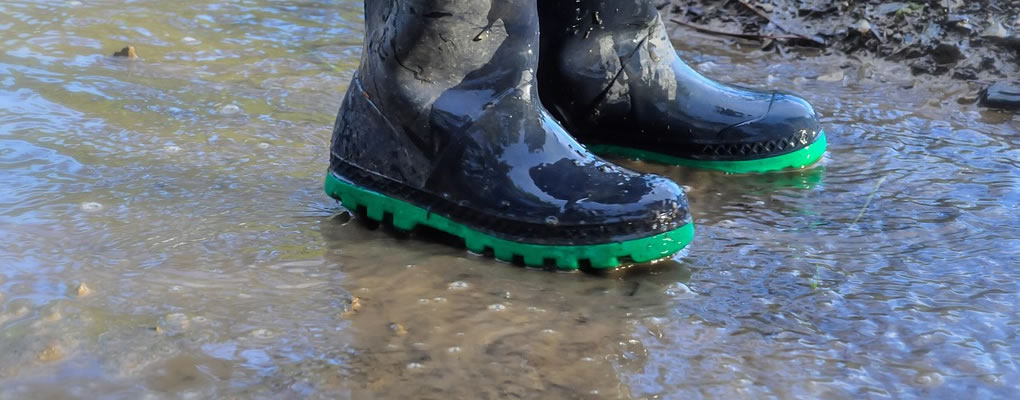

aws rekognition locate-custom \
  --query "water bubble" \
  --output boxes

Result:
[256,142,270,149]
[914,373,942,386]
[406,362,424,370]
[160,313,191,335]
[487,303,506,311]
[499,200,511,209]
[80,202,103,212]
[181,36,201,45]
[447,346,461,353]
[163,145,182,154]
[448,281,469,290]
[544,216,559,226]
[250,328,273,339]
[219,104,242,115]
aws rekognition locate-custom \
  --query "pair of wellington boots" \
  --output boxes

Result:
[326,0,827,270]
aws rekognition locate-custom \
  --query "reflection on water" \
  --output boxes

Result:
[1,0,1018,398]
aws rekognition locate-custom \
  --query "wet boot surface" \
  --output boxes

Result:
[328,0,694,270]
[538,0,827,173]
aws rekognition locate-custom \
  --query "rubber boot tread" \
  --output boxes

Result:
[325,173,695,270]
[588,132,828,173]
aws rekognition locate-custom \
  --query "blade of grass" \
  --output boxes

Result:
[852,176,887,224]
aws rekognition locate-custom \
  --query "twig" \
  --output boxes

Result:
[734,0,826,46]
[852,176,887,225]
[670,18,809,41]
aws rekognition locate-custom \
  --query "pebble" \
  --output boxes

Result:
[74,282,91,297]
[42,310,62,322]
[159,313,190,335]
[854,19,872,34]
[389,323,408,337]
[112,46,138,59]
[181,36,201,45]
[487,303,506,311]
[38,343,64,362]
[817,70,845,82]
[80,202,103,212]
[250,328,273,339]
[162,145,182,154]
[978,82,1020,110]
[341,297,362,318]
[256,142,270,149]
[448,281,469,290]
[406,362,424,370]
[447,346,461,353]
[981,21,1009,38]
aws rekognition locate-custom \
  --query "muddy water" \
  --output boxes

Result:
[1,1,1017,398]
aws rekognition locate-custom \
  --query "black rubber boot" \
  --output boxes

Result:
[538,0,827,173]
[326,0,694,270]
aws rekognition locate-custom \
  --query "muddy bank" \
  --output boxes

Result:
[668,0,1019,91]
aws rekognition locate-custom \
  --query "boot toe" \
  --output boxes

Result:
[523,157,691,239]
[718,92,822,158]
[567,172,690,231]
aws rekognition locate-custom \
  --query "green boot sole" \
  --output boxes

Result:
[588,132,828,174]
[325,173,695,270]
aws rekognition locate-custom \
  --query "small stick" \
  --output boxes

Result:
[734,0,825,45]
[670,18,808,41]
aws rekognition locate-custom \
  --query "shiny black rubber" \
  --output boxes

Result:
[330,0,691,246]
[537,0,823,162]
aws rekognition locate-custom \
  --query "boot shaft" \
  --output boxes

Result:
[338,0,548,184]
[361,0,541,109]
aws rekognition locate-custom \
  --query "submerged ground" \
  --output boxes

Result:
[1,0,1018,398]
